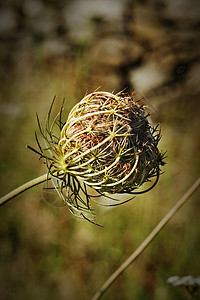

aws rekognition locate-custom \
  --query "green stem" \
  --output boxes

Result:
[91,177,200,300]
[0,173,51,206]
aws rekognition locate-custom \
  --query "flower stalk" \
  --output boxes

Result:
[0,174,50,206]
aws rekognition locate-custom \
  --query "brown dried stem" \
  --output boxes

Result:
[91,177,200,300]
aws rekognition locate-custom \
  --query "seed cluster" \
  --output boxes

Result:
[32,91,165,221]
[56,91,163,194]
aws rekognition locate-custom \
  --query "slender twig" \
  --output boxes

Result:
[0,173,51,206]
[91,177,200,300]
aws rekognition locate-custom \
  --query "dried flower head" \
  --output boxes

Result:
[29,91,165,223]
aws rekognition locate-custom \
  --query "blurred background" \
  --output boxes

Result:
[0,0,200,299]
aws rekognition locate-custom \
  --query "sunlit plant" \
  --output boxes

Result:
[1,91,165,223]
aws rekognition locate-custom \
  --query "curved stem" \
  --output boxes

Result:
[91,177,200,300]
[0,173,51,206]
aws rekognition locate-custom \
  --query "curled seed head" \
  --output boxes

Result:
[31,91,165,222]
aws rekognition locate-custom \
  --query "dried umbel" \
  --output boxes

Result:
[30,91,165,222]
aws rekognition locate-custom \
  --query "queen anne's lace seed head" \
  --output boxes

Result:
[31,91,165,223]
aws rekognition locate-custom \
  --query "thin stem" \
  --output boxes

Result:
[0,173,51,206]
[91,177,200,300]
